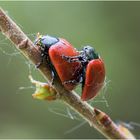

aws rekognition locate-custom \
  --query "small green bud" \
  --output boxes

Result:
[29,75,57,101]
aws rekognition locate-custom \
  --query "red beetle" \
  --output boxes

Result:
[35,33,82,90]
[62,46,105,101]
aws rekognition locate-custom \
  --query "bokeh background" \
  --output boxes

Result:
[0,1,140,139]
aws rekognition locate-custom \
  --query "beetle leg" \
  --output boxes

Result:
[50,70,55,85]
[63,72,83,85]
[36,62,42,68]
[63,79,78,85]
[62,54,80,59]
[79,68,86,89]
[47,59,58,85]
[62,55,77,62]
[36,53,45,68]
[62,55,83,63]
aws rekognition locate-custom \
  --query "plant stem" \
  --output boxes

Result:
[0,8,135,139]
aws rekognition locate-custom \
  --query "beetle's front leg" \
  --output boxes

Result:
[50,70,56,85]
[63,72,83,86]
[36,53,45,68]
[63,79,78,85]
[62,55,81,63]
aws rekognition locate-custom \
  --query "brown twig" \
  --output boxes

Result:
[0,8,135,139]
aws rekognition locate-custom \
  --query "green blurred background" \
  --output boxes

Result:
[0,1,140,139]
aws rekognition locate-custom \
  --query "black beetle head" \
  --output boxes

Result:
[35,33,59,49]
[83,46,99,60]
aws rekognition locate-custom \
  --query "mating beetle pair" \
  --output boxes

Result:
[35,33,105,101]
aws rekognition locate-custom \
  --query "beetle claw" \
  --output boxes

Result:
[35,55,44,68]
[62,55,70,62]
[35,62,42,68]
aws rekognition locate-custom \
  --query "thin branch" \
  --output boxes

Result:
[0,8,135,139]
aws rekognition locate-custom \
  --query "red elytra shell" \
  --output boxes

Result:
[49,38,82,90]
[81,59,105,101]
